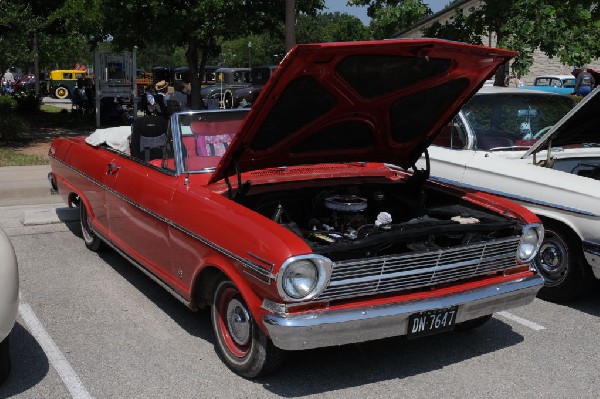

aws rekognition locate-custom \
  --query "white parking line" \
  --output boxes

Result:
[497,311,546,331]
[18,295,91,399]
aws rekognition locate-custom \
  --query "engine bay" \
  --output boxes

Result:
[239,180,520,261]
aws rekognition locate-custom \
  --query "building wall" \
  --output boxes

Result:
[397,0,600,87]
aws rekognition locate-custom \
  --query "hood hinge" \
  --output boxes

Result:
[224,158,251,200]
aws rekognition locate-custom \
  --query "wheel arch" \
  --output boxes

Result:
[190,260,267,330]
[534,211,583,244]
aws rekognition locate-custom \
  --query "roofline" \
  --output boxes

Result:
[393,0,478,38]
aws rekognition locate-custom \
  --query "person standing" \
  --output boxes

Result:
[154,80,170,115]
[142,83,158,115]
[169,81,190,112]
[3,69,15,94]
[575,67,595,97]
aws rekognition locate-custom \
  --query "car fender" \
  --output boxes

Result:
[191,253,270,333]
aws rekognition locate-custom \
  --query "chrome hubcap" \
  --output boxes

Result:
[536,233,568,286]
[226,298,251,346]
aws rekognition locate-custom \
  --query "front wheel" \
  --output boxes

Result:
[534,222,593,302]
[80,203,104,252]
[211,278,284,378]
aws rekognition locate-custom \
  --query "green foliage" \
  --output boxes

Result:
[13,92,42,113]
[356,0,600,82]
[0,114,28,143]
[369,0,432,39]
[296,12,371,44]
[0,96,17,115]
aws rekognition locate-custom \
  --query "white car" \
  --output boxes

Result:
[0,227,18,384]
[422,86,600,302]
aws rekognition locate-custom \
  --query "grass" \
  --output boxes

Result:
[0,103,95,167]
[0,147,48,166]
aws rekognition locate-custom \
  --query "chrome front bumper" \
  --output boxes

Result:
[582,241,600,279]
[263,274,543,351]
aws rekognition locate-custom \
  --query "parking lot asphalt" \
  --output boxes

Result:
[0,201,598,398]
[1,164,599,398]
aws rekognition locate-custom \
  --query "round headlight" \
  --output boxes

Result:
[278,255,332,301]
[518,224,544,262]
[282,260,318,299]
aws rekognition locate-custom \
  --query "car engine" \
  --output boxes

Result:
[240,180,521,262]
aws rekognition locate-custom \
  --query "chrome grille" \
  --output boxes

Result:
[317,236,520,301]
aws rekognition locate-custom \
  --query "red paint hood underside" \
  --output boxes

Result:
[210,39,516,184]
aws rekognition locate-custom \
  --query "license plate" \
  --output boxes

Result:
[407,306,458,339]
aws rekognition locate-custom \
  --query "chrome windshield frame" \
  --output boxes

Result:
[170,109,250,175]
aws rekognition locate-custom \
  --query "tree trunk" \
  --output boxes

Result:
[493,29,509,86]
[186,37,201,109]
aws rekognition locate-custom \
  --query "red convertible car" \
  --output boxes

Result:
[49,39,544,378]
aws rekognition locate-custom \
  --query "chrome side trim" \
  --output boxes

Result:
[263,274,543,350]
[430,176,598,217]
[93,228,191,308]
[50,155,273,280]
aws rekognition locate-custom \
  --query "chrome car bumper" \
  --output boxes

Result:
[263,274,543,351]
[582,241,600,279]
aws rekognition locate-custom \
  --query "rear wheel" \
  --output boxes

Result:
[0,336,10,385]
[55,86,69,99]
[535,221,593,302]
[211,278,284,378]
[80,203,104,252]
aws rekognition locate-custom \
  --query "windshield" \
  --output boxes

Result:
[176,110,248,173]
[462,93,576,150]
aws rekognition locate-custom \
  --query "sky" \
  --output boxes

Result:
[323,0,449,24]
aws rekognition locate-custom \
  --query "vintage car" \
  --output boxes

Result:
[0,227,19,385]
[47,69,88,99]
[232,65,278,108]
[48,39,545,378]
[521,75,576,95]
[424,85,600,302]
[173,65,220,87]
[200,67,251,109]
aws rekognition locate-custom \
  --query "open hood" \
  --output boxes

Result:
[210,39,516,184]
[524,86,600,158]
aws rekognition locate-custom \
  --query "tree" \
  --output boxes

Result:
[296,12,371,44]
[97,0,325,108]
[369,0,432,39]
[423,1,600,84]
[350,1,600,85]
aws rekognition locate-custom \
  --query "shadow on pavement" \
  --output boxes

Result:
[0,322,50,397]
[64,221,526,395]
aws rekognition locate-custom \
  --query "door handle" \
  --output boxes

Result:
[106,163,120,175]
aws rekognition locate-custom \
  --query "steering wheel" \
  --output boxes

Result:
[533,126,553,139]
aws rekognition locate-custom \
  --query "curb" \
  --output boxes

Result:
[22,206,79,226]
[0,165,63,206]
